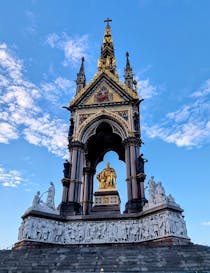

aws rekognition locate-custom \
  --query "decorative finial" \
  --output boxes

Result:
[126,52,131,68]
[76,56,86,93]
[104,18,112,26]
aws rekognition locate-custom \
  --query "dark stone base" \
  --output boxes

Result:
[124,198,144,213]
[58,201,81,216]
[13,236,191,250]
[92,190,121,214]
[91,204,121,214]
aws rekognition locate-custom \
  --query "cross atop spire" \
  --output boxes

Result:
[104,18,112,26]
[98,19,118,77]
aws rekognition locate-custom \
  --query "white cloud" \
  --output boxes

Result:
[41,76,74,104]
[55,76,73,90]
[46,33,88,66]
[201,221,210,226]
[0,43,23,82]
[0,167,24,187]
[0,122,18,143]
[0,43,69,157]
[137,78,157,99]
[23,114,68,157]
[191,79,210,98]
[166,105,190,123]
[25,10,37,35]
[46,33,59,48]
[144,79,210,147]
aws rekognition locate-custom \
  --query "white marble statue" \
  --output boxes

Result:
[32,191,41,209]
[46,182,55,209]
[148,176,156,203]
[26,183,58,214]
[144,176,180,210]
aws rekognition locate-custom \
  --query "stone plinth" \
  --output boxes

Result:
[92,190,121,214]
[16,203,190,247]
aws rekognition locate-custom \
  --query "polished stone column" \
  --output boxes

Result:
[123,137,142,213]
[82,167,95,215]
[61,178,70,202]
[130,144,138,199]
[59,141,85,216]
[68,148,77,202]
[67,141,85,203]
[125,144,132,201]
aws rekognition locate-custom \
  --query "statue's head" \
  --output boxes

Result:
[106,162,110,168]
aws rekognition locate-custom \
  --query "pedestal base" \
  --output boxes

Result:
[92,190,121,214]
[59,201,81,216]
[124,198,145,213]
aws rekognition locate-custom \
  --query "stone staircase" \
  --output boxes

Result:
[0,244,210,272]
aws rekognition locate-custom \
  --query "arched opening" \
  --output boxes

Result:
[82,121,127,214]
[86,122,125,168]
[94,151,126,212]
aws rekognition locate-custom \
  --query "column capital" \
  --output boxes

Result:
[136,173,146,181]
[69,141,85,150]
[123,136,141,147]
[83,166,96,175]
[61,178,71,185]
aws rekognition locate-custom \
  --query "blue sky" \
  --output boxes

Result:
[0,0,210,248]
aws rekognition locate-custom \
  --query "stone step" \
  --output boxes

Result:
[0,244,210,272]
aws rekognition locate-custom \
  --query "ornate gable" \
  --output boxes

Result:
[70,70,139,108]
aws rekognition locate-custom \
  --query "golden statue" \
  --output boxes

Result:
[97,162,117,190]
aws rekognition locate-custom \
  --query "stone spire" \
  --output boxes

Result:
[98,18,118,77]
[76,57,86,93]
[124,52,134,89]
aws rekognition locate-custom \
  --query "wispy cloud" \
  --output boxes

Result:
[0,122,18,143]
[25,10,37,35]
[23,114,68,157]
[191,79,210,98]
[201,221,210,226]
[137,78,158,99]
[41,76,74,104]
[46,33,88,66]
[0,43,69,157]
[0,166,24,187]
[144,79,210,147]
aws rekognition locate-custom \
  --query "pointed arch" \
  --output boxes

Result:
[78,111,129,143]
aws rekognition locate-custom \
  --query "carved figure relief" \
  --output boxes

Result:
[18,210,188,245]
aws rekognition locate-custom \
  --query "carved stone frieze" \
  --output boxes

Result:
[18,209,188,245]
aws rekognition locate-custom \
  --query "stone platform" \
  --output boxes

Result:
[16,203,189,247]
[1,244,210,272]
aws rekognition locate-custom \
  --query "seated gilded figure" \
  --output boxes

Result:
[97,162,117,190]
